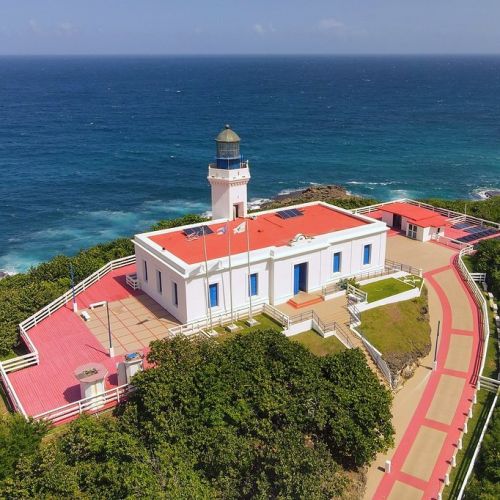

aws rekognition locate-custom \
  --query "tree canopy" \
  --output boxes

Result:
[1,330,394,498]
[471,239,500,297]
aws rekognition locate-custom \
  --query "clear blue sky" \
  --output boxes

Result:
[1,0,499,55]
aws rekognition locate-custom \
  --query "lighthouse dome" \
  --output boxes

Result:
[215,124,240,143]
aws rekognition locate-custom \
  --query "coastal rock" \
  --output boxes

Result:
[259,184,356,210]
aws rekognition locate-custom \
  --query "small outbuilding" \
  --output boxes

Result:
[378,202,447,242]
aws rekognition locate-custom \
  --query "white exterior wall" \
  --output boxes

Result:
[134,245,189,324]
[133,201,389,324]
[208,166,250,220]
[183,259,271,322]
[380,211,393,227]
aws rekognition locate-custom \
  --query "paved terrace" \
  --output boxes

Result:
[365,235,482,499]
[7,265,179,417]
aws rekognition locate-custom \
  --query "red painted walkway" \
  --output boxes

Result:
[8,265,140,416]
[373,252,482,499]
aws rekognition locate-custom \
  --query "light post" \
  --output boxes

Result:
[433,320,441,371]
[106,301,114,357]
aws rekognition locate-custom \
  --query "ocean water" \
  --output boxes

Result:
[1,55,499,272]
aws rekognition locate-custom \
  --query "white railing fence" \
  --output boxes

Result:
[346,283,368,304]
[33,384,134,424]
[0,363,27,417]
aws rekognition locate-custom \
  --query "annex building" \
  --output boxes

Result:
[133,126,388,324]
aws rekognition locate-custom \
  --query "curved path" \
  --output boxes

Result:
[365,237,482,500]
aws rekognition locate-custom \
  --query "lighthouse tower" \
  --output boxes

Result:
[208,125,250,220]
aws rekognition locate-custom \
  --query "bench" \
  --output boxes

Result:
[81,311,91,321]
[89,301,107,310]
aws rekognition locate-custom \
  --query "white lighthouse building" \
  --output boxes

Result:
[208,125,250,220]
[133,126,388,325]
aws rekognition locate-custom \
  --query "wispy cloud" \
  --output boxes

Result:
[253,23,276,36]
[56,22,78,37]
[318,18,345,33]
[28,19,43,35]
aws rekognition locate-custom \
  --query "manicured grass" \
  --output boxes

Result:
[360,276,422,303]
[292,330,346,357]
[359,287,431,372]
[214,314,283,341]
[214,316,346,357]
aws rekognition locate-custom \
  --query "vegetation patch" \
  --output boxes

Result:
[214,313,282,340]
[292,330,347,357]
[0,330,394,498]
[359,287,431,381]
[360,276,421,303]
[470,239,500,297]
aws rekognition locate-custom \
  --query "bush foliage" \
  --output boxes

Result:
[464,407,500,500]
[471,239,500,298]
[420,196,500,223]
[1,331,394,498]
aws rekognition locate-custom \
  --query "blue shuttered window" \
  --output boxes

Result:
[333,252,341,273]
[249,273,258,296]
[209,283,218,308]
[363,244,372,265]
[143,260,148,282]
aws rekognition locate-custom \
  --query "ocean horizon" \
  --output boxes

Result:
[1,55,499,272]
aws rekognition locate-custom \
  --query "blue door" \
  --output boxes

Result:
[209,283,218,307]
[293,263,307,294]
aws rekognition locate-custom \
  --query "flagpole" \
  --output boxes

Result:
[202,228,213,333]
[227,223,236,328]
[245,219,258,326]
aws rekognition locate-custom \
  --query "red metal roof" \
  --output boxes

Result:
[380,202,448,228]
[149,204,371,264]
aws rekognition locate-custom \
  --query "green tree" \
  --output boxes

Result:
[471,239,500,296]
[0,414,48,483]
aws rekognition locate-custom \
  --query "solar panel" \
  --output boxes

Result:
[183,226,214,238]
[276,208,304,219]
[464,226,485,234]
[452,222,473,230]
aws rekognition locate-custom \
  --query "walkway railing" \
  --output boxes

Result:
[346,283,368,303]
[33,384,134,424]
[384,259,423,277]
[0,363,27,417]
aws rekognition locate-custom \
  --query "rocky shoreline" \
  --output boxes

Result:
[257,184,367,211]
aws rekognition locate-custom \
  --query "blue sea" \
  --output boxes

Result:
[1,55,499,272]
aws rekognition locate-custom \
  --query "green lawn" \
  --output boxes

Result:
[360,276,422,303]
[214,315,346,357]
[359,287,431,373]
[214,313,283,341]
[292,330,346,357]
